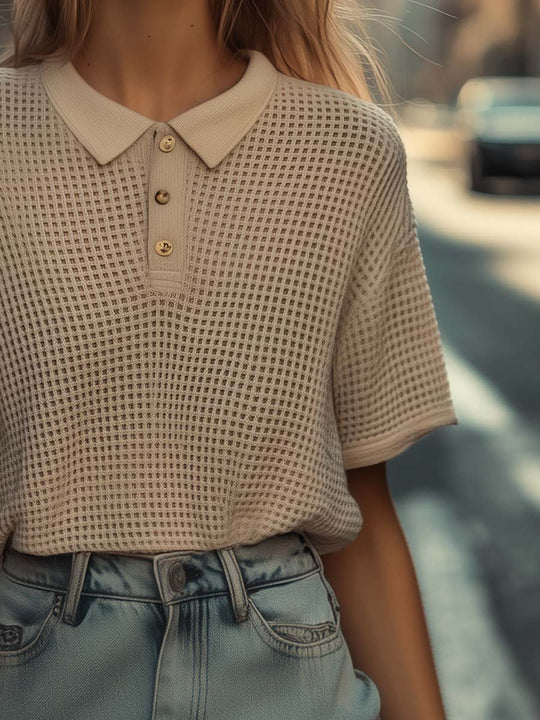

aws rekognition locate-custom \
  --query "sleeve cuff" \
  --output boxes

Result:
[340,407,459,470]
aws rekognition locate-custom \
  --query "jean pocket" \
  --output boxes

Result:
[246,568,344,658]
[0,568,64,667]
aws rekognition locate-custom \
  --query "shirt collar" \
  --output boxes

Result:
[39,49,278,169]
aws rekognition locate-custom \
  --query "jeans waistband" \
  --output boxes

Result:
[0,532,327,628]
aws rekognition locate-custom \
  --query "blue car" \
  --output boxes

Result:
[455,76,540,193]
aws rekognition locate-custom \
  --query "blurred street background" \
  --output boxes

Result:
[1,1,540,718]
[365,3,540,719]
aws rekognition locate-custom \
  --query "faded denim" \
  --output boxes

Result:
[0,530,381,719]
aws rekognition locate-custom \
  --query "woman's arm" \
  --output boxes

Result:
[321,462,447,720]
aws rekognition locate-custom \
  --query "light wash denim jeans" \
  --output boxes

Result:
[0,530,381,719]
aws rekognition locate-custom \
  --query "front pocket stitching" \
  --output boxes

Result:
[249,597,341,645]
[270,620,337,631]
[268,620,338,643]
[0,593,63,666]
[247,597,344,658]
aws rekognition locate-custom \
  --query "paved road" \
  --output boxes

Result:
[388,130,540,719]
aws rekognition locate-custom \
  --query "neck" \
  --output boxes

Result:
[70,0,247,122]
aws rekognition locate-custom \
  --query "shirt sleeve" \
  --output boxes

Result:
[332,114,458,470]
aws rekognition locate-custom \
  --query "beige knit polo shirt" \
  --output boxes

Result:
[0,48,458,558]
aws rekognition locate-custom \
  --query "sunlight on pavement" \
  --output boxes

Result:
[399,492,540,720]
[444,343,540,507]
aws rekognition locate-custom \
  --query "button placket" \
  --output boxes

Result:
[147,123,188,293]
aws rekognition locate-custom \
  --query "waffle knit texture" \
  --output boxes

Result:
[0,49,458,557]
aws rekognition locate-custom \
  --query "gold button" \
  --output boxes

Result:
[155,240,173,256]
[159,135,175,152]
[155,190,170,204]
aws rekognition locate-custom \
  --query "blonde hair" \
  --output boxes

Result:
[0,0,398,120]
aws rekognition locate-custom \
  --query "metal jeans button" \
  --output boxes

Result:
[168,561,186,592]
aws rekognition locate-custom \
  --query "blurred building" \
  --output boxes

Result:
[367,0,540,104]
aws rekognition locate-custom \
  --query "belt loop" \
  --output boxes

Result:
[298,531,324,572]
[62,551,92,626]
[1,532,14,570]
[298,532,341,613]
[216,547,249,624]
